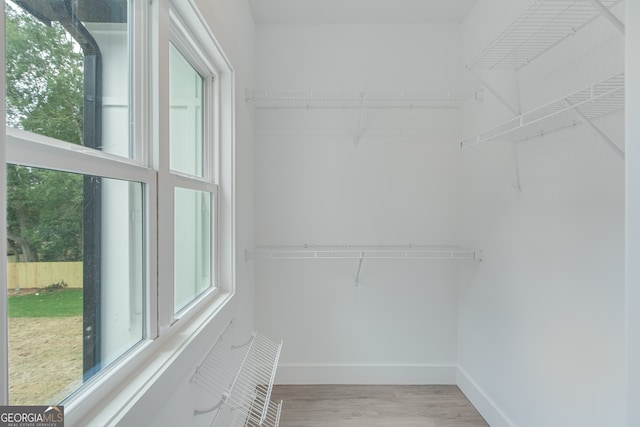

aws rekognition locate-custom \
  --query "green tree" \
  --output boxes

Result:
[6,166,83,262]
[5,1,84,262]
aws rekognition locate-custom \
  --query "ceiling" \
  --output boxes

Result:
[248,0,480,25]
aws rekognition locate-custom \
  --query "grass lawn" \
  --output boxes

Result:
[8,288,83,405]
[8,288,83,317]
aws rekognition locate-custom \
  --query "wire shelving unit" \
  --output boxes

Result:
[211,400,283,427]
[248,245,482,286]
[191,323,283,426]
[460,72,624,150]
[466,0,623,71]
[245,90,473,110]
[462,0,626,168]
[248,244,481,261]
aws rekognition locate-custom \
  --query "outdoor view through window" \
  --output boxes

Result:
[5,0,144,405]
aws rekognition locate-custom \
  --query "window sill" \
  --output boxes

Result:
[63,289,234,426]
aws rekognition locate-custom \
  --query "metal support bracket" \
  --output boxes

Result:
[354,93,365,145]
[586,0,625,34]
[510,142,523,196]
[563,98,625,160]
[468,69,524,196]
[468,69,521,116]
[354,253,364,286]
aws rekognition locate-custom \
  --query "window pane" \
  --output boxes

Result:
[170,43,204,177]
[174,188,212,312]
[6,165,144,404]
[5,0,132,158]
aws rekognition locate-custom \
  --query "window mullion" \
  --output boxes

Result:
[169,173,217,192]
[6,128,154,184]
[157,171,176,333]
[155,2,174,333]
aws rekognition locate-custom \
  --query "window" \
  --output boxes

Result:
[6,166,144,404]
[168,40,218,314]
[4,0,145,405]
[174,188,213,312]
[170,43,204,178]
[2,0,234,413]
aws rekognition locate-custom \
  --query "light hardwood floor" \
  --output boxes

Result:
[270,385,489,427]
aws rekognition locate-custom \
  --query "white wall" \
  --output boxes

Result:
[457,1,626,426]
[253,2,628,426]
[197,0,258,338]
[253,24,466,384]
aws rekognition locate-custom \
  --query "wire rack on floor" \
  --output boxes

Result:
[212,400,283,427]
[191,324,283,427]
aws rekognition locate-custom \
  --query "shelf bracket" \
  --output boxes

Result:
[511,142,523,196]
[468,70,521,117]
[354,93,365,145]
[586,0,625,34]
[354,253,365,286]
[563,98,625,160]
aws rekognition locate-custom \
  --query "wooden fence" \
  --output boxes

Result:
[6,262,83,290]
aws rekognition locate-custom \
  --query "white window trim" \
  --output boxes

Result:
[168,30,219,318]
[157,0,233,331]
[6,128,152,182]
[0,0,8,406]
[1,0,236,421]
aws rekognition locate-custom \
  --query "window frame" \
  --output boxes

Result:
[157,1,227,330]
[1,0,235,419]
[167,19,220,316]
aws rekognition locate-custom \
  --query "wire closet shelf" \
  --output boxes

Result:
[245,90,473,110]
[459,72,624,149]
[466,0,623,71]
[247,245,482,261]
[191,323,283,427]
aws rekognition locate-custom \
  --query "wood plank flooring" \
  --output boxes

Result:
[270,385,489,427]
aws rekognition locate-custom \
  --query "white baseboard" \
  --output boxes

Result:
[457,366,517,427]
[275,363,457,385]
